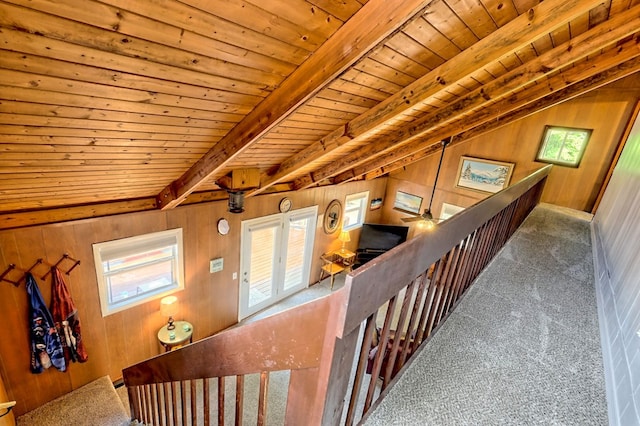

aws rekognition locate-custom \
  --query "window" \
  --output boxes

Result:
[93,228,184,316]
[536,126,591,167]
[343,191,369,231]
[239,206,317,320]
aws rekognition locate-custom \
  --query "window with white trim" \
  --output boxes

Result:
[343,191,369,231]
[536,126,591,167]
[93,228,185,316]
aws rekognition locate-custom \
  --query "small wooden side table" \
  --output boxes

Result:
[320,249,356,289]
[157,320,193,352]
[333,249,356,270]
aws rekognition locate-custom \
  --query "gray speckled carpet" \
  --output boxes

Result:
[364,203,607,425]
[17,375,129,426]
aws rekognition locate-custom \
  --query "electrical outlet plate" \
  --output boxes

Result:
[210,258,224,273]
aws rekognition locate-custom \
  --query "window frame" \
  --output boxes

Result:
[535,125,592,168]
[93,228,185,317]
[342,191,369,231]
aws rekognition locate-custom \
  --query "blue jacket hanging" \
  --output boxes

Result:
[26,272,66,373]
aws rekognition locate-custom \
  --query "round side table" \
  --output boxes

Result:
[157,320,193,352]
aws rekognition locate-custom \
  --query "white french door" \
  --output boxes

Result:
[238,206,317,320]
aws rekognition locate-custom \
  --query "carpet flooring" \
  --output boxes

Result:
[17,375,129,426]
[363,203,607,425]
[114,203,607,425]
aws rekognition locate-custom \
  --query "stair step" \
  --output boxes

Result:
[17,376,130,426]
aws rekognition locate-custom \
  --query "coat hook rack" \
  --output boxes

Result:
[2,254,80,287]
[0,264,20,287]
[0,259,43,287]
[41,254,81,280]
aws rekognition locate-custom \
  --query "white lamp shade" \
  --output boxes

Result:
[160,295,178,317]
[338,230,351,243]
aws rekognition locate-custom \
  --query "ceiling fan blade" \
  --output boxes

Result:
[401,216,424,222]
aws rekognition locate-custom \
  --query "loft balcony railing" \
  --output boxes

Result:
[122,165,552,426]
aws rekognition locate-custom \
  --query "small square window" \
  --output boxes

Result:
[343,191,369,231]
[93,228,184,316]
[536,126,591,167]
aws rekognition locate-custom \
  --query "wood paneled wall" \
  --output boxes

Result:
[381,74,640,228]
[0,178,386,416]
[0,370,14,426]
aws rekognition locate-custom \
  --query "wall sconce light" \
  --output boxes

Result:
[228,190,245,213]
[160,295,178,330]
[338,230,351,253]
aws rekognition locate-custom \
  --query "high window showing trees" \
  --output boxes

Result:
[536,126,592,167]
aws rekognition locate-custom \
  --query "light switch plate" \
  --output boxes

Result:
[210,258,224,273]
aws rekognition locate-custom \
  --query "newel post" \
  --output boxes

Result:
[284,286,359,425]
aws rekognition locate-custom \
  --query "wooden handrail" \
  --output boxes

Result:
[122,164,551,426]
[123,290,344,385]
[340,164,552,336]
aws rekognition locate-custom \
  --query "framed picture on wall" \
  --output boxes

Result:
[455,156,514,194]
[370,198,383,210]
[440,203,465,220]
[393,191,422,214]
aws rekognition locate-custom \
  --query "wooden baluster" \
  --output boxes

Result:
[434,246,460,326]
[139,385,146,424]
[452,233,476,304]
[442,243,466,318]
[364,294,397,412]
[203,378,210,426]
[257,371,269,426]
[191,379,198,425]
[448,235,473,310]
[163,382,172,426]
[470,222,491,284]
[396,272,428,373]
[412,260,440,349]
[218,376,225,426]
[345,313,376,426]
[424,257,448,339]
[127,386,138,422]
[142,385,151,425]
[235,375,244,426]
[150,384,158,426]
[181,381,188,426]
[172,382,179,426]
[382,280,416,389]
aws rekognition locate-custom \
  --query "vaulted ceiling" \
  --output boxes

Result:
[1,0,639,229]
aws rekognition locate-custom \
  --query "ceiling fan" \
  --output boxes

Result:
[401,137,451,228]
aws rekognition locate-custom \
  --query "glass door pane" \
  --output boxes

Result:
[248,225,277,307]
[240,217,281,319]
[283,216,308,291]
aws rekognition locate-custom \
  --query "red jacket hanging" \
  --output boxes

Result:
[50,266,88,363]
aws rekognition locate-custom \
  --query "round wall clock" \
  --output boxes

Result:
[323,199,342,234]
[217,218,230,235]
[279,197,292,213]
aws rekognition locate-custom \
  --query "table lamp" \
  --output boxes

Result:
[160,295,178,330]
[338,230,351,253]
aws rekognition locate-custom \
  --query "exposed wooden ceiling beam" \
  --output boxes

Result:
[301,7,640,187]
[251,0,606,195]
[337,39,640,183]
[363,56,640,180]
[154,0,433,210]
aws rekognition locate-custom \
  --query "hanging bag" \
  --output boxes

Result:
[26,272,66,373]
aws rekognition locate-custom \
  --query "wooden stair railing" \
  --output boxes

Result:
[123,165,551,426]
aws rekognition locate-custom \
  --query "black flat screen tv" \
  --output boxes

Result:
[357,223,409,252]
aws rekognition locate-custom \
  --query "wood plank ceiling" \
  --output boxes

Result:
[1,0,639,228]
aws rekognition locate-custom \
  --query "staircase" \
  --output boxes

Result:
[16,376,130,426]
[121,167,552,425]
